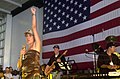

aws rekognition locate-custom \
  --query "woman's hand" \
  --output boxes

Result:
[20,45,26,55]
[31,7,36,15]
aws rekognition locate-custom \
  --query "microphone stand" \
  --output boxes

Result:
[92,34,97,73]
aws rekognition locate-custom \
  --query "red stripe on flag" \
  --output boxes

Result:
[42,40,104,59]
[42,36,120,59]
[90,0,101,6]
[43,17,120,46]
[90,1,120,19]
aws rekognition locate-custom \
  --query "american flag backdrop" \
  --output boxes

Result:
[42,0,120,70]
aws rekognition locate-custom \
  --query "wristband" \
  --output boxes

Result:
[32,14,35,16]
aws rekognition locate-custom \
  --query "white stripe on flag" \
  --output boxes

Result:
[91,0,118,13]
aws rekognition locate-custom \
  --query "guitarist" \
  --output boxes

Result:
[44,45,66,79]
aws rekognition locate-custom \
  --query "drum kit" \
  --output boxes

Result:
[40,35,118,78]
[105,35,117,43]
[92,35,118,54]
[91,35,119,73]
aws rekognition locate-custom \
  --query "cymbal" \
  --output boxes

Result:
[92,43,104,54]
[105,35,117,43]
[92,43,99,50]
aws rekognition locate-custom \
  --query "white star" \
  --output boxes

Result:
[58,9,61,13]
[70,0,73,4]
[50,11,53,15]
[83,16,87,20]
[79,13,82,17]
[45,7,47,10]
[55,0,57,3]
[50,19,53,22]
[43,29,45,32]
[53,22,57,26]
[66,6,69,10]
[70,8,74,12]
[79,4,82,8]
[74,19,77,23]
[74,10,78,14]
[46,24,48,28]
[54,7,58,10]
[84,0,87,2]
[49,27,52,31]
[44,21,46,24]
[66,0,69,2]
[74,1,78,5]
[58,2,61,5]
[48,9,50,13]
[66,14,69,18]
[62,4,65,7]
[57,25,60,29]
[58,17,61,21]
[45,1,47,4]
[47,17,49,20]
[66,23,69,27]
[62,20,65,24]
[51,4,54,7]
[54,14,57,17]
[83,6,87,11]
[70,17,73,21]
[62,12,65,16]
[44,14,46,17]
[48,2,50,6]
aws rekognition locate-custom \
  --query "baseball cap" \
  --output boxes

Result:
[24,29,34,36]
[53,45,60,49]
[106,42,117,49]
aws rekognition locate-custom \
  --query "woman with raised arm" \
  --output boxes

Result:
[17,7,41,79]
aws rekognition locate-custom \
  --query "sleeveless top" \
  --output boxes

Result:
[22,50,40,79]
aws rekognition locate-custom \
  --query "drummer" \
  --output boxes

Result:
[105,35,120,58]
[97,42,120,74]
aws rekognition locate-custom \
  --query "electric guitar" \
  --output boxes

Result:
[44,50,67,76]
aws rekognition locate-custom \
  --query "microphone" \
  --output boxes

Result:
[22,45,26,50]
[67,57,69,62]
[22,45,26,60]
[22,54,25,60]
[94,46,101,52]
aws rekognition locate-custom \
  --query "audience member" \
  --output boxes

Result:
[4,67,13,79]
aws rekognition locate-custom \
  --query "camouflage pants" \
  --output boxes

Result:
[22,75,41,79]
[30,75,41,79]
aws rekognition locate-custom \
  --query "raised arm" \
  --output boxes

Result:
[31,7,41,52]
